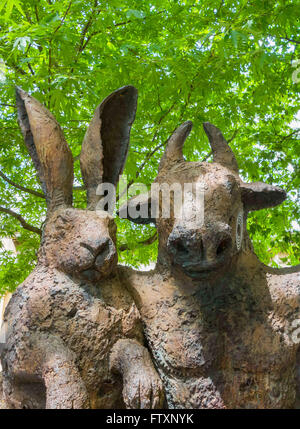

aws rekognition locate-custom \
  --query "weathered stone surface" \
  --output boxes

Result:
[120,122,300,409]
[2,261,164,408]
[0,87,164,409]
[0,373,5,409]
[2,83,299,409]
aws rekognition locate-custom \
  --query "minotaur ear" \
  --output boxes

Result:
[16,87,74,215]
[240,181,287,211]
[118,192,155,224]
[80,86,138,210]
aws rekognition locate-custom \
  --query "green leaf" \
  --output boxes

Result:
[1,0,24,19]
[13,36,31,52]
[125,9,146,19]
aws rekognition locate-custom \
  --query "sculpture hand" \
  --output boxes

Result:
[110,338,164,409]
[122,361,164,409]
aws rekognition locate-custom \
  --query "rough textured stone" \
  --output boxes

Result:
[120,122,300,409]
[0,373,5,409]
[0,87,164,409]
[2,84,299,409]
[1,258,163,408]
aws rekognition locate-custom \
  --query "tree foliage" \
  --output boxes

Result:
[0,0,299,295]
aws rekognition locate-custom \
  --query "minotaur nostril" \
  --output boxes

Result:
[168,223,235,269]
[176,241,188,255]
[216,238,231,256]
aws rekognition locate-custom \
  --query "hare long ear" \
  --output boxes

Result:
[16,88,74,215]
[80,86,138,210]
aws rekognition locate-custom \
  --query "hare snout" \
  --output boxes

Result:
[79,237,111,257]
[94,239,117,270]
[79,237,117,281]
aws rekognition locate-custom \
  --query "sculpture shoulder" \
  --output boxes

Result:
[266,266,300,296]
[116,265,152,289]
[266,266,300,318]
[116,265,180,321]
[116,265,167,295]
[4,267,50,318]
[3,266,75,330]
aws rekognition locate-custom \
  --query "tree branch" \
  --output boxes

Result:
[274,129,299,142]
[0,170,85,195]
[77,0,100,53]
[0,103,15,108]
[77,9,166,56]
[227,129,239,143]
[24,8,33,24]
[9,63,27,75]
[27,62,35,76]
[69,1,101,73]
[52,0,72,36]
[0,170,45,198]
[119,232,157,252]
[78,19,133,51]
[0,206,42,236]
[113,19,132,28]
[201,151,212,162]
[34,4,39,22]
[46,1,72,97]
[280,37,300,45]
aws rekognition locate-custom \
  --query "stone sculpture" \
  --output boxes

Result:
[120,121,300,408]
[0,86,164,409]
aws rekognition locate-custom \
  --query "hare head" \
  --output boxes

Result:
[16,86,137,282]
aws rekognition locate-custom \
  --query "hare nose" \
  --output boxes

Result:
[80,238,111,256]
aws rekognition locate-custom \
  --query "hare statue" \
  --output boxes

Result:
[0,86,164,409]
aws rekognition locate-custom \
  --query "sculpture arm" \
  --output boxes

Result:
[110,338,164,409]
[43,354,89,409]
[41,335,90,409]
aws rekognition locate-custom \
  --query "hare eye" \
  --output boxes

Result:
[57,215,68,223]
[56,215,69,229]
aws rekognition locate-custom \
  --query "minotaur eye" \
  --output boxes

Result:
[236,210,243,251]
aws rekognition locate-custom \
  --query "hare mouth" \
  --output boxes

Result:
[77,239,117,280]
[80,257,106,280]
[76,255,99,278]
[79,257,100,274]
[80,266,102,281]
[79,252,116,280]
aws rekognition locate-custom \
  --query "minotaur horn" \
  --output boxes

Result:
[159,121,193,171]
[203,122,239,173]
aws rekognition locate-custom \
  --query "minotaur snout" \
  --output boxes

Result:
[167,224,233,273]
